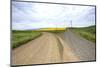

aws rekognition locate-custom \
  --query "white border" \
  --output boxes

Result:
[0,0,100,67]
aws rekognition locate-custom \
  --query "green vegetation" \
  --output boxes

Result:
[71,25,96,43]
[12,28,66,49]
[12,30,42,49]
[40,30,65,33]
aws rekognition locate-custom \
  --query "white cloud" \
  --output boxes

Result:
[12,1,95,30]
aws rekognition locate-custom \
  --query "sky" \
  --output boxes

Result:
[12,1,96,30]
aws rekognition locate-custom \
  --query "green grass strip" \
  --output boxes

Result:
[12,30,42,49]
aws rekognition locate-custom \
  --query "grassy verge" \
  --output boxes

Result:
[71,25,96,43]
[12,30,42,49]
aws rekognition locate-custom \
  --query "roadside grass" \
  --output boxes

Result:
[12,30,42,49]
[71,25,96,43]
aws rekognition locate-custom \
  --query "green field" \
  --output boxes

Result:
[12,30,42,49]
[39,30,65,33]
[71,25,96,43]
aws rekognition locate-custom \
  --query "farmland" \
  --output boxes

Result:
[35,28,66,33]
[12,28,66,49]
[12,30,42,49]
[71,25,96,43]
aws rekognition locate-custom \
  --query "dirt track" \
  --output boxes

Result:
[57,30,96,61]
[12,32,79,65]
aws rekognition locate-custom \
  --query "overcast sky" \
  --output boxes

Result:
[12,1,95,30]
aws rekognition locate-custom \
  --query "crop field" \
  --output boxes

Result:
[71,25,96,43]
[35,28,66,33]
[12,30,42,49]
[39,28,66,31]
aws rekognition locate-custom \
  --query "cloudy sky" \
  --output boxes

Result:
[12,1,95,30]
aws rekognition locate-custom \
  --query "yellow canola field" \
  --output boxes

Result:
[39,28,66,31]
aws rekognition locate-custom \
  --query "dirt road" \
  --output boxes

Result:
[57,30,96,61]
[12,32,79,65]
[12,30,96,65]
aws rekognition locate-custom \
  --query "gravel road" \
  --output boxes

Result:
[57,30,96,61]
[12,30,96,65]
[12,32,79,65]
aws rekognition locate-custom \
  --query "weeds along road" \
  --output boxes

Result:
[12,30,95,65]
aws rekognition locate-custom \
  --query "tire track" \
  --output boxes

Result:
[12,32,80,65]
